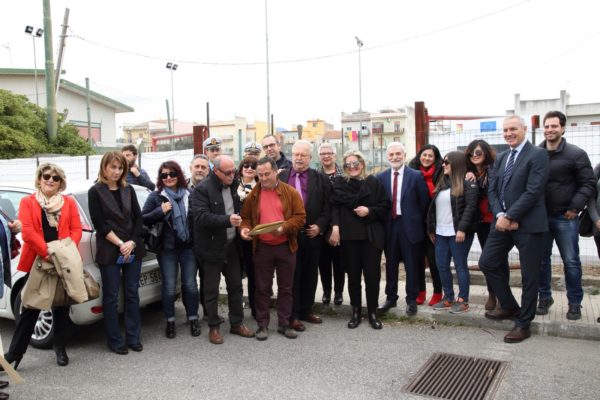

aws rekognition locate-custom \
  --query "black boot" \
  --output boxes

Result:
[1,353,22,371]
[166,321,176,339]
[190,319,201,337]
[368,311,382,330]
[54,345,69,366]
[347,307,361,329]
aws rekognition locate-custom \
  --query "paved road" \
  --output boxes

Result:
[1,302,598,400]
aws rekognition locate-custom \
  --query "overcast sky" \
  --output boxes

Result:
[2,0,600,131]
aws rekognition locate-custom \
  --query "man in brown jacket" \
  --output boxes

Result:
[240,157,306,341]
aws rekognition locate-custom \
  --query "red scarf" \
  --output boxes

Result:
[420,166,435,198]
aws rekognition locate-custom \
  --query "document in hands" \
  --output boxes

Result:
[248,221,284,236]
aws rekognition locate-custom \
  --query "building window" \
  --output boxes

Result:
[372,122,384,134]
[394,121,402,133]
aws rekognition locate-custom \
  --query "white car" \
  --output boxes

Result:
[0,182,163,348]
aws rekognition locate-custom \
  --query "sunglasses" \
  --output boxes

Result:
[469,149,483,158]
[344,161,361,169]
[218,168,236,177]
[442,159,450,165]
[319,152,334,156]
[160,171,178,179]
[242,163,257,170]
[42,173,61,182]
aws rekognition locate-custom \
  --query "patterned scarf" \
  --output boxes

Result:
[163,187,190,243]
[35,189,64,228]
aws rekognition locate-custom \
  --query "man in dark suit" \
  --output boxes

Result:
[376,142,430,316]
[280,140,331,331]
[479,115,549,343]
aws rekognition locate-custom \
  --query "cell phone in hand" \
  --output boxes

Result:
[116,254,136,264]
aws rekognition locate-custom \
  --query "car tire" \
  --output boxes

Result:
[13,286,57,349]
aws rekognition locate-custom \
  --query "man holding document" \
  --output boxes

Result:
[240,157,306,341]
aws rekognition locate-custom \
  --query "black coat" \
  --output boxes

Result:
[539,138,595,214]
[191,173,241,263]
[427,179,479,235]
[279,168,331,237]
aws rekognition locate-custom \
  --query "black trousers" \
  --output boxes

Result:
[197,258,206,316]
[203,242,244,327]
[342,239,381,313]
[318,241,345,295]
[241,239,256,316]
[418,238,443,293]
[479,229,543,329]
[7,305,70,357]
[476,222,509,295]
[291,234,322,320]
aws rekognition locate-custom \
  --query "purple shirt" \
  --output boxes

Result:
[289,169,308,206]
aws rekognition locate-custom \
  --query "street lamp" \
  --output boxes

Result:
[25,25,44,106]
[355,36,364,154]
[165,62,178,136]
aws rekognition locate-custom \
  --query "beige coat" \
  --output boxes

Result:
[21,237,87,310]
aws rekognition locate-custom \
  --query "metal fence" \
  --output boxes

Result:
[428,126,600,269]
[1,125,598,268]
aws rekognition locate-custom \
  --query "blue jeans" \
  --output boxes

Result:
[100,260,142,349]
[539,213,583,305]
[435,234,474,302]
[157,247,199,321]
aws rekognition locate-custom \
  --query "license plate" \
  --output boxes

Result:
[139,270,161,287]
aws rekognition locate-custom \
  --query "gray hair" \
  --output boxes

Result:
[504,115,526,128]
[318,142,336,155]
[191,154,209,165]
[292,140,313,154]
[386,141,406,153]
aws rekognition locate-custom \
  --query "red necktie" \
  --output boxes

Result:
[391,171,398,219]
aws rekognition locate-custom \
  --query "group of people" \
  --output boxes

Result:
[2,111,600,381]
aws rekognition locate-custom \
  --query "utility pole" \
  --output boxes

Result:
[55,8,69,96]
[85,78,91,143]
[43,0,57,141]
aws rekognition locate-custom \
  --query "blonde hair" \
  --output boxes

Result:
[342,150,367,180]
[35,163,67,192]
[97,151,128,187]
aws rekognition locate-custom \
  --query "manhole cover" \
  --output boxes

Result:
[403,352,509,400]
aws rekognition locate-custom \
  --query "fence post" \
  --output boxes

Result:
[85,154,89,180]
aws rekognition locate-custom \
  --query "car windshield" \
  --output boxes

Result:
[73,186,151,230]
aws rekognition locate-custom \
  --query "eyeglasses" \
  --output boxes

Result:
[242,163,257,170]
[319,152,334,156]
[218,168,236,177]
[442,159,450,165]
[469,149,483,158]
[262,143,277,150]
[344,161,361,169]
[160,171,178,179]
[42,173,61,182]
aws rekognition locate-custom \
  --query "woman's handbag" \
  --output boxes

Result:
[579,208,593,237]
[82,270,100,301]
[143,221,164,253]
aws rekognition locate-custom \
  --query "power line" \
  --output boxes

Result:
[67,0,530,66]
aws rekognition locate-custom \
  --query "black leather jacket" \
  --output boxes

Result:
[427,179,479,235]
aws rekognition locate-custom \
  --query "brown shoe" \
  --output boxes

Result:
[289,319,306,332]
[484,307,520,321]
[301,313,322,324]
[209,326,223,344]
[230,324,255,338]
[484,294,497,311]
[504,326,531,343]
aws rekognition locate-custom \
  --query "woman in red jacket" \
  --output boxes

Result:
[4,163,82,369]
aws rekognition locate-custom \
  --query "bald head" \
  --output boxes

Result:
[213,155,236,186]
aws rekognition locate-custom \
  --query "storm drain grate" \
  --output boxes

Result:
[403,352,509,400]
